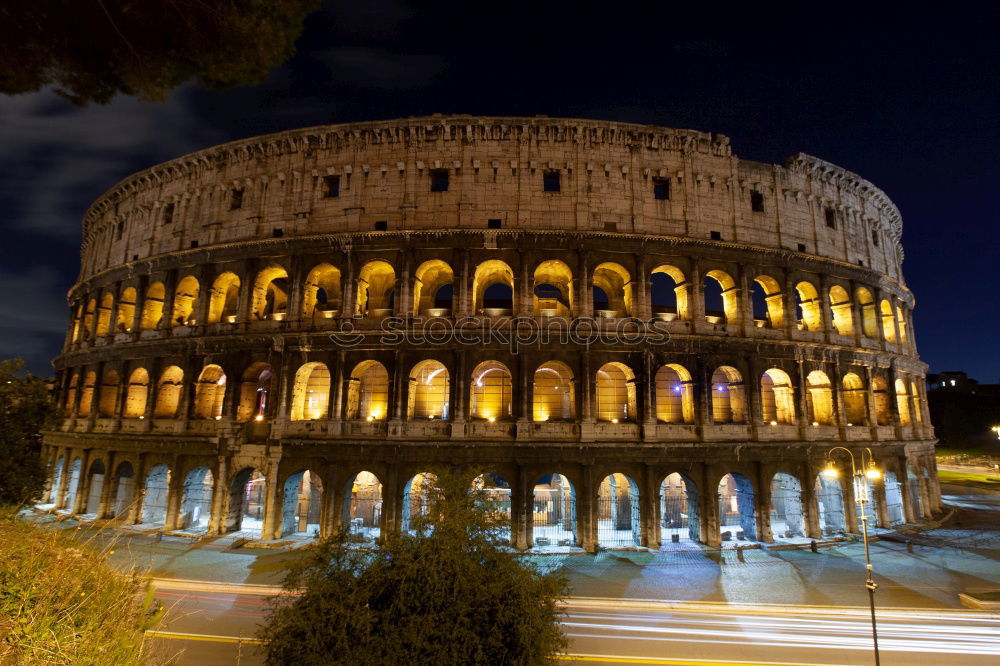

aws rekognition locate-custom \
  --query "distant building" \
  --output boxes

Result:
[927,372,1000,450]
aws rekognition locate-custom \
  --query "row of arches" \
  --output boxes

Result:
[70,258,912,347]
[63,359,928,428]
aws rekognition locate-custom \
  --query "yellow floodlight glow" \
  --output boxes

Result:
[822,461,839,479]
[865,463,882,480]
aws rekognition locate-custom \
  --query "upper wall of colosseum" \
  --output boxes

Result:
[76,116,905,283]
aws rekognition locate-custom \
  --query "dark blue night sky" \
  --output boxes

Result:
[1,1,997,380]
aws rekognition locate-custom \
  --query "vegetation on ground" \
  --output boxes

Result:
[0,510,163,665]
[937,469,1000,490]
[0,358,57,506]
[259,471,568,665]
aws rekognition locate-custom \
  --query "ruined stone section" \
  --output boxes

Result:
[43,116,937,550]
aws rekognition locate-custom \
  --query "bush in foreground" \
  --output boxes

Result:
[260,472,568,665]
[0,510,162,665]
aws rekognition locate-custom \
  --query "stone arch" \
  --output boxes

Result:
[596,473,640,548]
[842,372,867,425]
[237,362,273,421]
[355,260,396,315]
[402,472,440,536]
[533,259,573,316]
[884,470,905,525]
[193,365,226,420]
[470,360,512,421]
[880,299,896,343]
[65,373,79,413]
[872,376,891,425]
[178,466,214,532]
[96,292,114,336]
[857,287,878,338]
[592,262,632,317]
[251,265,289,320]
[906,463,924,519]
[226,467,266,537]
[140,282,165,330]
[794,281,822,332]
[302,263,342,319]
[909,379,923,424]
[207,272,241,324]
[82,298,96,338]
[814,473,846,535]
[171,275,200,326]
[155,366,184,418]
[407,360,449,420]
[750,275,783,328]
[896,305,908,344]
[343,471,383,542]
[84,459,106,516]
[78,371,96,417]
[472,259,514,314]
[650,264,687,320]
[63,457,82,511]
[110,461,135,518]
[718,472,756,542]
[281,470,323,538]
[346,360,389,421]
[413,259,454,315]
[805,370,835,425]
[769,472,805,539]
[71,302,84,342]
[141,463,170,526]
[471,473,512,544]
[290,362,331,421]
[49,456,64,506]
[532,473,577,550]
[895,378,911,425]
[760,368,795,424]
[660,472,700,544]
[116,287,137,332]
[123,367,149,418]
[595,361,636,422]
[829,285,854,336]
[711,366,745,424]
[704,269,738,324]
[97,369,120,417]
[533,361,575,421]
[654,363,694,424]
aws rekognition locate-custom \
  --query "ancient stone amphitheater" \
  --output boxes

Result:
[41,115,938,551]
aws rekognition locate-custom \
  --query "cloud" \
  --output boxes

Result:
[314,47,446,89]
[0,264,73,374]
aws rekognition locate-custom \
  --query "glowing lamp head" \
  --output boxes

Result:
[366,415,374,422]
[865,463,882,480]
[769,420,777,426]
[254,414,264,422]
[611,418,619,424]
[488,416,496,423]
[812,421,819,427]
[822,461,839,479]
[214,415,222,421]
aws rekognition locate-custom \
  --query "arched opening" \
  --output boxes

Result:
[65,373,79,413]
[472,260,514,315]
[289,362,330,421]
[78,371,96,417]
[532,473,577,550]
[880,300,896,343]
[895,378,911,425]
[141,464,170,526]
[533,361,574,422]
[116,287,136,332]
[96,293,114,336]
[751,276,783,328]
[704,270,737,324]
[592,262,632,317]
[842,373,867,425]
[413,260,454,315]
[711,366,745,424]
[814,473,846,536]
[97,370,120,417]
[829,285,854,336]
[178,466,214,532]
[226,467,266,537]
[470,361,512,421]
[302,263,342,319]
[251,266,289,320]
[343,471,382,542]
[533,260,573,316]
[281,470,323,538]
[596,473,640,548]
[884,470,905,525]
[654,364,694,423]
[660,472,700,544]
[84,459,106,516]
[171,275,200,326]
[857,288,878,338]
[471,473,512,544]
[872,377,891,425]
[82,298,96,338]
[71,303,83,342]
[402,472,439,536]
[407,360,449,420]
[906,464,924,519]
[805,370,835,425]
[596,362,636,423]
[910,380,923,424]
[154,366,184,418]
[111,462,135,518]
[718,473,756,542]
[140,282,165,330]
[237,363,273,421]
[346,361,389,421]
[123,368,149,418]
[193,365,226,420]
[207,272,241,324]
[896,305,908,344]
[760,368,795,424]
[769,472,805,539]
[49,456,64,506]
[355,260,396,316]
[650,265,687,320]
[794,281,822,332]
[63,457,82,511]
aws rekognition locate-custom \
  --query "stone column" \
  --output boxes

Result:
[702,464,721,548]
[577,250,592,318]
[511,466,530,551]
[390,350,405,421]
[517,353,530,423]
[634,253,650,321]
[757,463,774,544]
[642,465,660,549]
[579,465,597,553]
[208,455,229,535]
[261,452,282,540]
[804,464,823,539]
[456,249,471,316]
[330,351,345,422]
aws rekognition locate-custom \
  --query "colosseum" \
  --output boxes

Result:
[40,115,939,551]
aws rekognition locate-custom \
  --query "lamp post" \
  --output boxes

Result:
[823,446,882,666]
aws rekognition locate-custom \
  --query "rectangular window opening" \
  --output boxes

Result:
[430,169,449,192]
[825,208,837,229]
[797,243,807,252]
[750,190,764,212]
[323,175,340,198]
[709,230,722,241]
[374,220,388,231]
[190,240,199,248]
[872,230,880,246]
[604,221,618,232]
[163,203,175,225]
[230,188,244,210]
[487,219,501,229]
[653,177,670,200]
[273,228,284,238]
[543,170,561,192]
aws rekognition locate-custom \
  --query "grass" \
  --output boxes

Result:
[937,468,1000,489]
[0,508,164,665]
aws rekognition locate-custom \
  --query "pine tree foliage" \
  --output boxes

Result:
[0,359,56,506]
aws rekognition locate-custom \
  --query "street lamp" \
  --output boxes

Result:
[823,446,882,666]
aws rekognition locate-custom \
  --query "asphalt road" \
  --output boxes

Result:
[145,581,1000,665]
